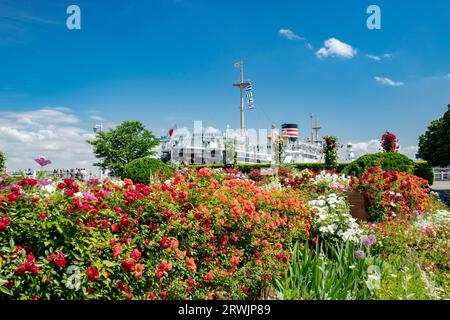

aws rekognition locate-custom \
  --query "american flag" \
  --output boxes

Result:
[234,62,241,68]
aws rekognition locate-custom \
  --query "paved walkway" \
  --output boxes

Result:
[431,181,450,206]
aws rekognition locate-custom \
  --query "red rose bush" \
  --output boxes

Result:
[0,168,312,299]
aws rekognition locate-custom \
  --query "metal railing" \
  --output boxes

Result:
[434,167,450,181]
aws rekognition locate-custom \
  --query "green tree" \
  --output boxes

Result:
[418,105,450,167]
[0,150,6,173]
[87,121,160,176]
[323,136,338,171]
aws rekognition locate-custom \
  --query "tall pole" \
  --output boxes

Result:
[233,60,251,137]
[310,113,314,143]
[240,61,245,136]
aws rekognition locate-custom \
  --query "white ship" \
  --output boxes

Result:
[158,61,324,165]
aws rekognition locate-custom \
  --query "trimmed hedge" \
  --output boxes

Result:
[122,158,173,184]
[413,161,434,185]
[342,152,414,178]
[0,150,5,173]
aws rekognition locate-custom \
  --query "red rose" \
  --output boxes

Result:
[160,236,170,249]
[112,243,123,258]
[15,264,26,276]
[57,182,67,189]
[130,248,141,261]
[39,213,48,220]
[0,217,10,232]
[86,266,99,282]
[155,270,164,280]
[117,281,129,292]
[55,251,67,267]
[134,264,143,279]
[65,189,74,197]
[148,292,155,299]
[47,253,56,261]
[5,279,14,289]
[204,270,214,282]
[170,239,179,250]
[121,260,136,273]
[7,193,18,202]
[111,224,119,233]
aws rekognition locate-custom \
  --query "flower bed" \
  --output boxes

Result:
[0,168,313,300]
[0,166,448,300]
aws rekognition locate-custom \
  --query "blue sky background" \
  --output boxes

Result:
[0,0,449,170]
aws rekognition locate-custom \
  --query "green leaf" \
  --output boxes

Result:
[0,285,12,296]
[102,260,117,267]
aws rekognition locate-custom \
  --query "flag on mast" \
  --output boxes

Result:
[245,85,255,109]
[234,61,241,68]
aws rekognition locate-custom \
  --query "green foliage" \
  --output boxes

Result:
[0,151,5,174]
[273,241,382,300]
[419,105,450,167]
[323,136,338,171]
[377,253,438,300]
[413,161,435,185]
[122,158,173,184]
[87,121,160,177]
[343,152,414,178]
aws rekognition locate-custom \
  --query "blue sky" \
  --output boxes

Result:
[0,0,449,170]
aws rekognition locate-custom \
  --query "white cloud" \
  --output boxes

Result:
[374,76,404,87]
[0,107,97,172]
[366,53,392,62]
[447,74,450,79]
[345,139,418,160]
[278,29,303,41]
[316,38,357,59]
[366,54,381,61]
[90,115,104,122]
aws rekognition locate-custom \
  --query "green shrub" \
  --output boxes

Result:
[0,151,6,174]
[343,152,414,178]
[235,163,271,173]
[413,161,434,185]
[122,157,173,184]
[273,241,382,300]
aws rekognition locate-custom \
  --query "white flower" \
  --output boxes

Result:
[366,274,381,291]
[74,192,84,199]
[42,183,56,194]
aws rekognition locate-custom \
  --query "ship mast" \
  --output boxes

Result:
[233,60,251,136]
[313,114,321,143]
